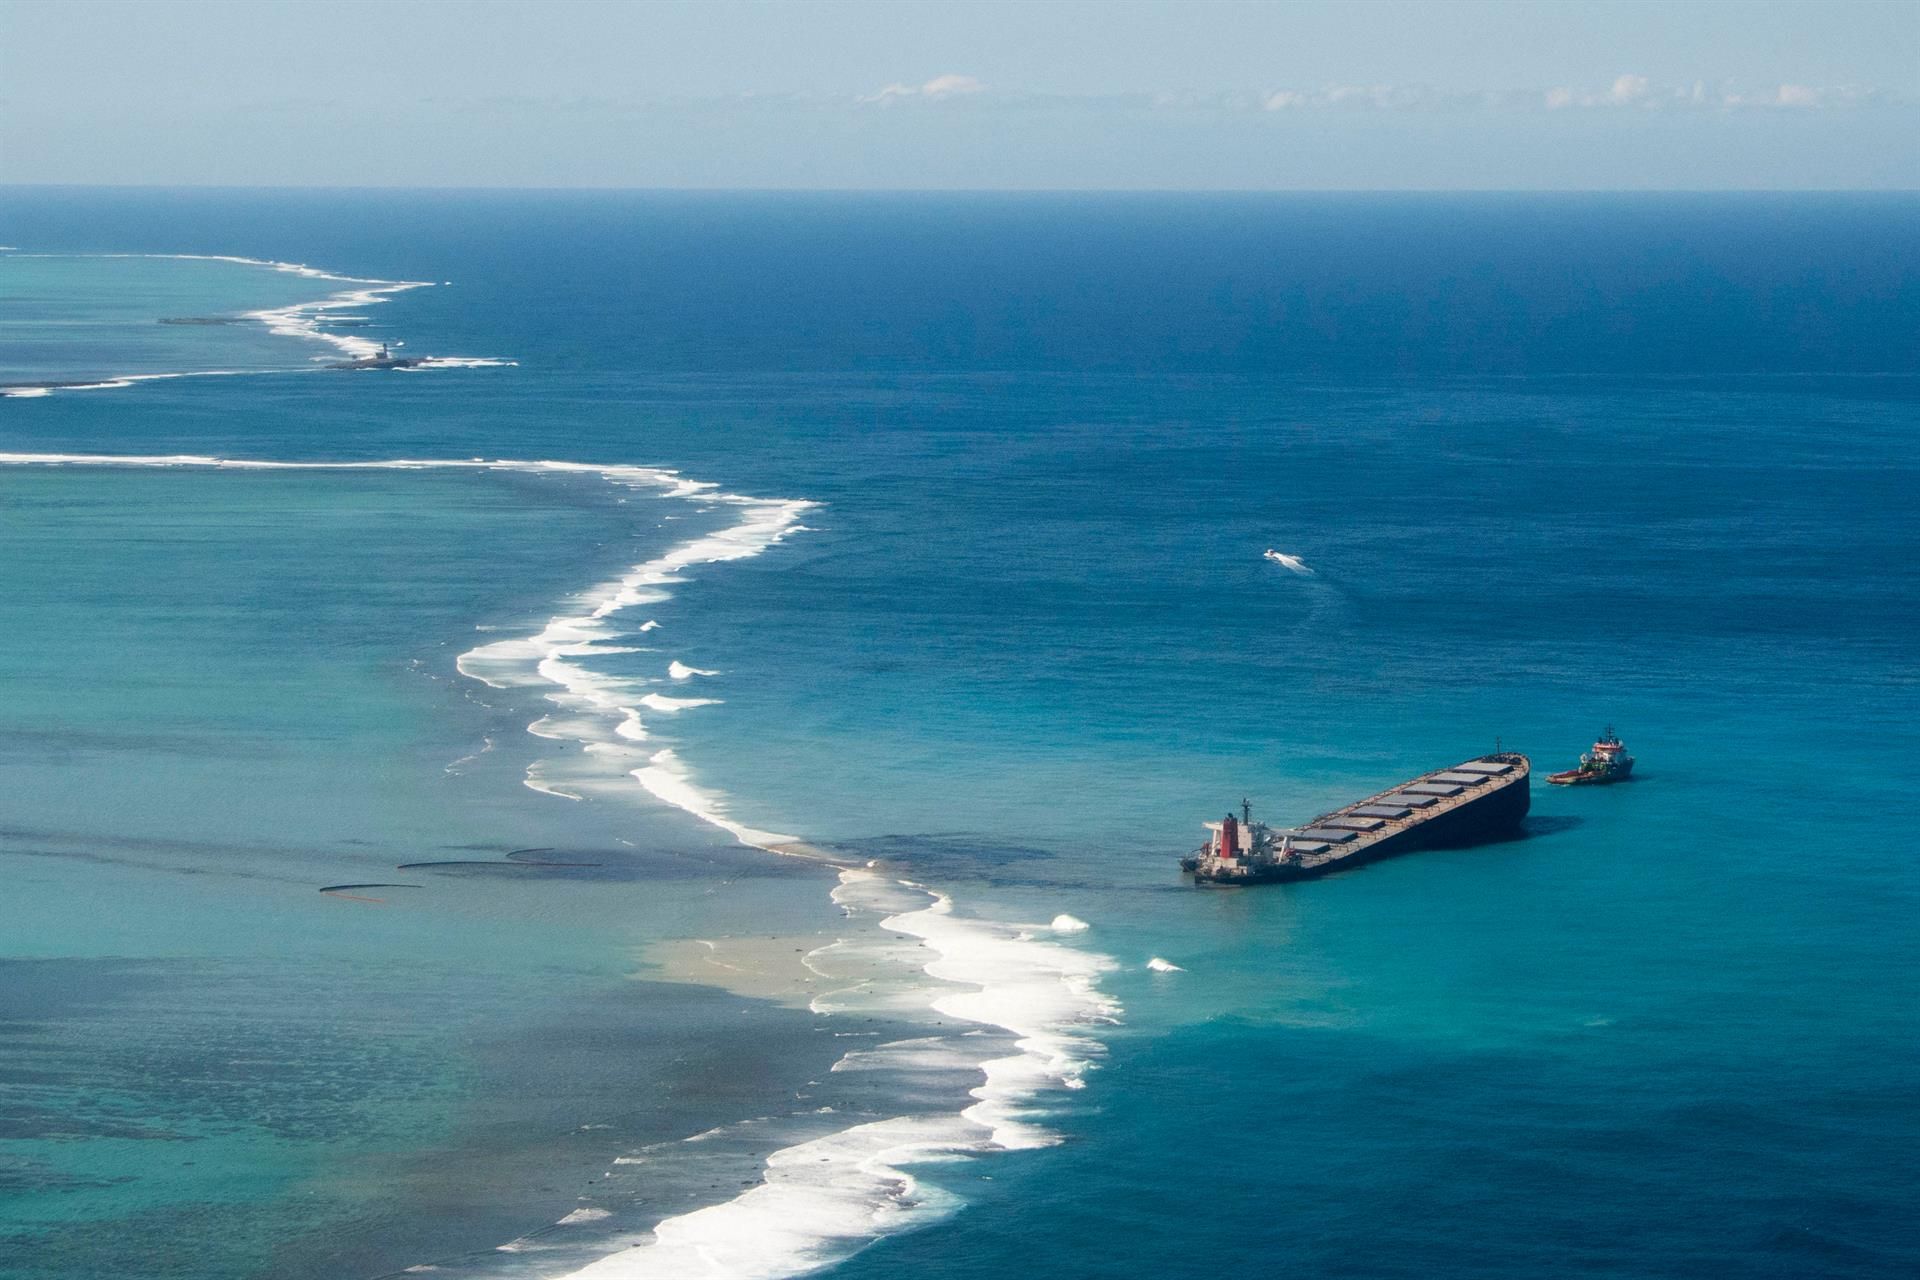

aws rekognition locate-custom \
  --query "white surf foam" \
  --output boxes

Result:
[637,692,720,713]
[0,454,810,855]
[2,252,511,395]
[633,749,799,849]
[1147,956,1185,972]
[447,470,811,849]
[99,253,426,360]
[0,451,1121,1280]
[523,762,585,801]
[879,881,1117,1149]
[557,1114,974,1280]
[246,276,429,363]
[540,869,1116,1280]
[413,356,519,369]
[1,369,260,398]
[0,451,809,854]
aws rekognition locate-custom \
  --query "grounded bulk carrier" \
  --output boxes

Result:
[1181,753,1531,885]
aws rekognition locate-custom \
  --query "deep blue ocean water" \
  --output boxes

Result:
[2,189,1916,1279]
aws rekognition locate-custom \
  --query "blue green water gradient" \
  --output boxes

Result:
[1,190,1916,1279]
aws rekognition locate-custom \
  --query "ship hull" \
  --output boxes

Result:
[1547,763,1632,786]
[1189,754,1531,885]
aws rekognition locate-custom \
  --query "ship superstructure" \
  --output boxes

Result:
[333,341,426,371]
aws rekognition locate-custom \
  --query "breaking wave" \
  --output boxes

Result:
[0,449,1120,1280]
[474,869,1117,1280]
[446,461,817,853]
[0,369,262,398]
[0,252,512,397]
[0,449,801,850]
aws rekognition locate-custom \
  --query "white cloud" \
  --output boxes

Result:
[1608,73,1652,105]
[861,73,985,104]
[1534,74,1864,112]
[1259,83,1453,112]
[921,74,985,99]
[1542,73,1655,109]
[499,76,1897,117]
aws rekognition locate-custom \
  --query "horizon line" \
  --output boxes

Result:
[4,182,1917,196]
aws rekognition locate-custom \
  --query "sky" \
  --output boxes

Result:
[2,0,1915,189]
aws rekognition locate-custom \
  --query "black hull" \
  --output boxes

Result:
[1190,754,1530,885]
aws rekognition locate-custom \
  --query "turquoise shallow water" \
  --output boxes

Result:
[1,460,848,1278]
[1,191,1917,1279]
[0,253,396,388]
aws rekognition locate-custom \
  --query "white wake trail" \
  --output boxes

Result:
[1264,548,1313,575]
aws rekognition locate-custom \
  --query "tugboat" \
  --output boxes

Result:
[1546,728,1634,786]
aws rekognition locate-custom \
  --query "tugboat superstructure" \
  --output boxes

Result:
[1546,728,1634,786]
